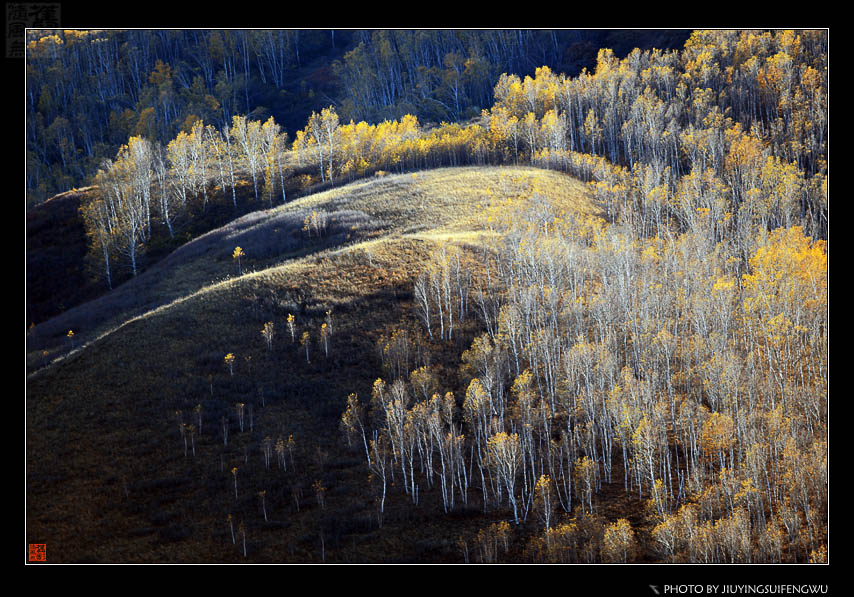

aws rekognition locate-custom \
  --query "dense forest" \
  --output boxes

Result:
[65,29,826,298]
[335,30,828,563]
[25,29,691,206]
[26,28,828,566]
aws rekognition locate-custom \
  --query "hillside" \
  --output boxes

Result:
[26,167,587,369]
[26,166,602,563]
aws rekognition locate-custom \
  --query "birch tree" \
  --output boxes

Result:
[231,114,262,200]
[487,431,522,524]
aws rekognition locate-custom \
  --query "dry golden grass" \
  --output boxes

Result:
[283,165,595,230]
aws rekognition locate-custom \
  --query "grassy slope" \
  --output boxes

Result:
[27,166,612,563]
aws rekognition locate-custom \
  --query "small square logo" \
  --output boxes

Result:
[6,3,62,58]
[28,543,46,562]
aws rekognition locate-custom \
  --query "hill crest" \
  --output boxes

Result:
[27,166,595,377]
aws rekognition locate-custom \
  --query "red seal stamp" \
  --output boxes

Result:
[28,544,46,562]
